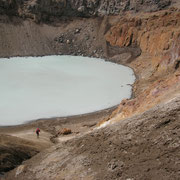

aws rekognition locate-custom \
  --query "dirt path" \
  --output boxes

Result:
[0,128,53,175]
[0,104,116,175]
[7,129,52,146]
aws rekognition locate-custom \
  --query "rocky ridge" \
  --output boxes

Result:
[0,0,173,21]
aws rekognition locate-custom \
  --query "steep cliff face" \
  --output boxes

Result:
[101,8,180,125]
[106,9,180,76]
[0,0,172,21]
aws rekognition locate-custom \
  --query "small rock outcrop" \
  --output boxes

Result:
[0,135,39,174]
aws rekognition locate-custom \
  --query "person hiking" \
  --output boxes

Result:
[36,128,40,138]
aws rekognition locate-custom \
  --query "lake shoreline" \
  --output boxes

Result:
[0,56,135,127]
[0,54,136,175]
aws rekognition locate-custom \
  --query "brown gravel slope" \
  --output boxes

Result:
[0,105,116,175]
[5,95,180,180]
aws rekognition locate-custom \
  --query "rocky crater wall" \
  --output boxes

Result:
[0,0,172,21]
[0,1,180,178]
[100,8,180,125]
[106,9,180,76]
[0,1,179,123]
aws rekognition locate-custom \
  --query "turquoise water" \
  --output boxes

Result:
[0,55,135,125]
